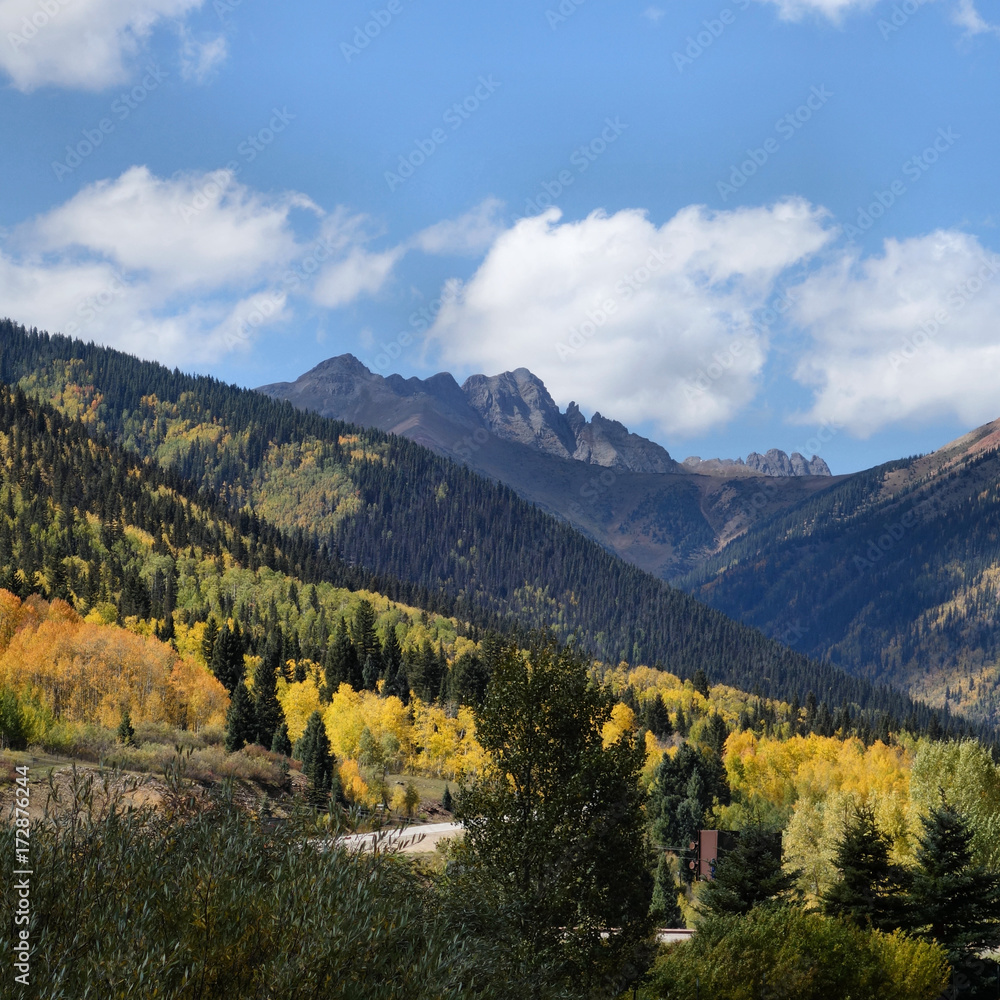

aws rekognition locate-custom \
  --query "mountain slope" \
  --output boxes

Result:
[685,422,1000,724]
[258,355,838,578]
[0,319,950,731]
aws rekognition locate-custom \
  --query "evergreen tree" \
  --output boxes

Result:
[650,853,684,928]
[674,706,690,738]
[442,784,453,812]
[254,633,283,749]
[325,617,359,693]
[352,599,381,678]
[702,712,730,757]
[644,695,673,740]
[270,721,292,757]
[116,707,135,747]
[361,654,378,692]
[700,828,799,917]
[906,801,1000,991]
[648,742,730,852]
[211,622,244,694]
[692,668,710,699]
[381,624,402,689]
[449,650,490,707]
[298,710,334,806]
[822,803,911,933]
[224,678,257,753]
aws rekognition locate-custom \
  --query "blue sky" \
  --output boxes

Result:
[1,0,999,474]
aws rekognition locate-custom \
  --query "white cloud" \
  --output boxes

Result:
[22,166,313,292]
[642,6,666,23]
[412,198,505,256]
[750,0,879,21]
[312,247,404,309]
[0,166,324,364]
[952,0,1000,36]
[427,200,834,437]
[0,0,206,91]
[179,27,227,83]
[790,232,1000,435]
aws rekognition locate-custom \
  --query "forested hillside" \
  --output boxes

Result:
[685,429,1000,726]
[0,319,970,734]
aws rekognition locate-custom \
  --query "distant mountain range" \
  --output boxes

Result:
[257,353,1000,726]
[258,356,835,579]
[259,355,830,478]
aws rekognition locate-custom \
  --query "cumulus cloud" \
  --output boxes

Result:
[0,166,333,364]
[790,231,1000,435]
[427,200,834,437]
[0,0,206,91]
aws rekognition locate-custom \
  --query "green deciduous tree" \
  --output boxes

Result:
[456,637,654,998]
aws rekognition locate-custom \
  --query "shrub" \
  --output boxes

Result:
[645,906,948,1000]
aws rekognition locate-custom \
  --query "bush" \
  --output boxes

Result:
[0,766,497,999]
[644,906,948,1000]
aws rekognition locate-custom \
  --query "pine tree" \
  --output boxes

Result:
[254,633,283,749]
[211,622,244,694]
[822,803,911,933]
[650,853,684,928]
[381,624,402,689]
[116,707,135,747]
[674,706,689,738]
[270,721,292,757]
[298,710,334,806]
[361,654,378,692]
[442,784,453,812]
[645,695,673,740]
[224,678,257,753]
[906,801,1000,990]
[692,668,710,699]
[700,828,799,917]
[702,712,729,757]
[352,599,381,678]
